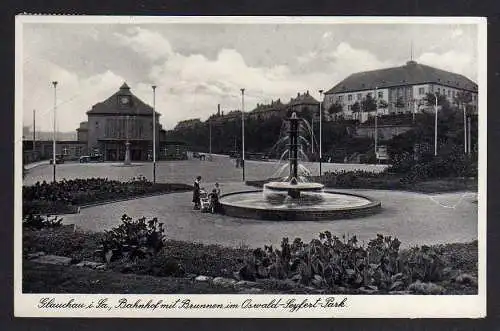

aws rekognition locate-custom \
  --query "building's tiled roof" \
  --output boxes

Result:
[288,91,319,106]
[325,61,478,94]
[87,83,161,116]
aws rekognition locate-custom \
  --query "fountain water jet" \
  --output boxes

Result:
[219,112,381,221]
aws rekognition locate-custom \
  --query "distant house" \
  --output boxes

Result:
[323,60,478,123]
[287,91,320,118]
[248,99,287,120]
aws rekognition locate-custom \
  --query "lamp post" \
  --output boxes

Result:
[241,88,245,182]
[468,116,472,154]
[52,81,58,183]
[152,85,157,183]
[434,92,438,156]
[124,114,131,165]
[32,109,36,154]
[412,98,416,122]
[463,102,467,154]
[311,112,314,154]
[319,89,323,176]
[209,114,212,158]
[374,87,378,159]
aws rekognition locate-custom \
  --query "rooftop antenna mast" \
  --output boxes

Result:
[410,40,414,61]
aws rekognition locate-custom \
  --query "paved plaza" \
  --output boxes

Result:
[23,154,388,186]
[23,155,477,249]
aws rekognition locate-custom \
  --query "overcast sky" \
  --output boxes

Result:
[21,19,479,132]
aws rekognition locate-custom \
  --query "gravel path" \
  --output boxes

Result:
[23,155,477,249]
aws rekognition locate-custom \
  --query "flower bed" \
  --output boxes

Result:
[23,177,193,215]
[23,215,478,295]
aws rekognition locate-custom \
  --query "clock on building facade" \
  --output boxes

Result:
[120,96,130,105]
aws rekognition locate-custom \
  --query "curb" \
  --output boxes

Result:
[78,189,192,210]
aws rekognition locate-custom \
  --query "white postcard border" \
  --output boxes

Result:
[14,15,487,318]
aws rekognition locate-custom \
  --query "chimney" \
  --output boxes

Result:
[217,104,221,116]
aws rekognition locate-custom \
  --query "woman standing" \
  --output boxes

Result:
[192,176,202,210]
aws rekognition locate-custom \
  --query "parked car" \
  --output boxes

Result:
[49,155,65,164]
[79,155,104,163]
[192,152,206,160]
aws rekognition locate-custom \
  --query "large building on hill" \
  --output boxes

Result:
[323,60,478,123]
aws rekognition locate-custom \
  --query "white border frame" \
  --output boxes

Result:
[14,16,487,318]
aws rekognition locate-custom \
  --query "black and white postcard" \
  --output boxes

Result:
[15,16,486,318]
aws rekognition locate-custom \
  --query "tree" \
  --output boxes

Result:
[361,94,377,113]
[327,101,344,120]
[423,92,448,109]
[378,99,389,110]
[351,101,361,121]
[454,91,474,115]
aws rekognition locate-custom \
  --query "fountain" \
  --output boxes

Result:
[219,112,381,221]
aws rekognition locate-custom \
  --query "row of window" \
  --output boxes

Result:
[337,88,477,101]
[340,91,384,102]
[104,118,146,139]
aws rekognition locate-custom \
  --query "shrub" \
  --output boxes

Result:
[401,245,446,283]
[394,145,478,183]
[239,232,411,291]
[23,214,63,229]
[99,214,166,263]
[238,232,452,293]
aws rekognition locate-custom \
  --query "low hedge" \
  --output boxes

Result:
[23,177,193,215]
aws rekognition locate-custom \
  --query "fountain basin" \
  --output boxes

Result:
[264,181,324,192]
[219,190,381,221]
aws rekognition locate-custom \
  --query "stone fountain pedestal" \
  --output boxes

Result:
[218,111,382,221]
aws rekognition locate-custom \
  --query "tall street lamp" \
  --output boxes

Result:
[52,81,58,183]
[241,88,245,182]
[124,114,131,165]
[463,102,467,154]
[318,89,323,176]
[434,92,439,156]
[374,87,378,159]
[152,85,157,184]
[209,111,212,158]
[468,115,472,154]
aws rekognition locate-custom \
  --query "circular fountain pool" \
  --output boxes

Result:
[219,189,381,221]
[219,111,381,221]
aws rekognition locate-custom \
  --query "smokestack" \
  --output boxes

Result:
[217,104,221,116]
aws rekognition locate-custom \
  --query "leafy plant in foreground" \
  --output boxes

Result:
[99,214,166,263]
[239,232,445,292]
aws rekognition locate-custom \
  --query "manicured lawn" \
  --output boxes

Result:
[23,261,236,294]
